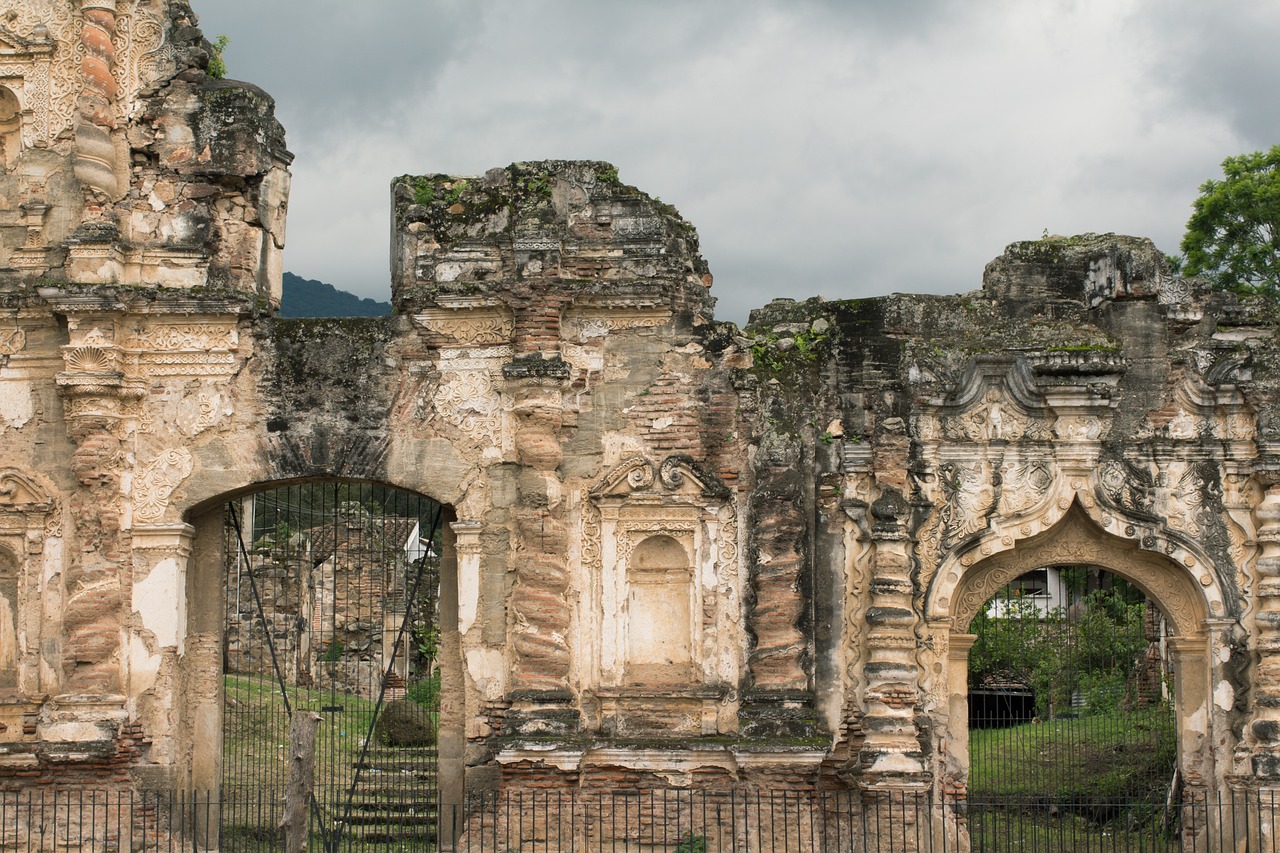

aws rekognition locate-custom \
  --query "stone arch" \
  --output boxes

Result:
[946,504,1211,637]
[929,502,1230,803]
[0,86,19,169]
[177,474,467,847]
[929,489,1231,631]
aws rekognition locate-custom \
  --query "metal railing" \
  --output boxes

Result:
[2,788,1279,852]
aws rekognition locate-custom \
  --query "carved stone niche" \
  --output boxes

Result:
[0,469,58,752]
[585,455,736,737]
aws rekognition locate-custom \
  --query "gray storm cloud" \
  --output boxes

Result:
[195,0,1279,324]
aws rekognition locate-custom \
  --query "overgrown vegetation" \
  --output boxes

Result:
[208,35,230,79]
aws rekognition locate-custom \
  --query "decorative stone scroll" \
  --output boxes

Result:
[132,448,193,523]
[413,309,514,346]
[122,321,241,379]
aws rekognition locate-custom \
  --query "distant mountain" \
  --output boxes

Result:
[281,272,391,318]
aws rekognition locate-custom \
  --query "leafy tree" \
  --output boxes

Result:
[968,580,1150,717]
[1180,144,1280,296]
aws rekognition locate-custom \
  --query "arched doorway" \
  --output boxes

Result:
[184,479,459,852]
[931,504,1228,849]
[965,565,1178,844]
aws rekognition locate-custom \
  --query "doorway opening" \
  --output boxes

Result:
[966,566,1179,848]
[219,480,445,851]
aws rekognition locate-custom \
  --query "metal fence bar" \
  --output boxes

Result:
[4,788,1280,851]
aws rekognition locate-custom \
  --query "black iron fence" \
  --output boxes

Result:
[4,788,1280,852]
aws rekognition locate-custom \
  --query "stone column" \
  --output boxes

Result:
[438,519,464,848]
[1250,480,1280,775]
[74,1,121,199]
[740,452,813,738]
[1244,475,1280,850]
[857,488,929,851]
[501,362,576,739]
[54,333,141,704]
[183,509,223,852]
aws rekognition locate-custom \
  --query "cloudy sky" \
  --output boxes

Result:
[195,0,1279,325]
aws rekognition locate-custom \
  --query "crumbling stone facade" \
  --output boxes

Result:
[3,1,1280,848]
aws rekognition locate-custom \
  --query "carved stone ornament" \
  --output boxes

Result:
[0,470,53,511]
[940,507,1212,636]
[997,458,1055,517]
[0,2,58,148]
[413,308,514,346]
[1096,458,1156,518]
[935,358,1053,443]
[132,448,194,523]
[432,368,501,447]
[591,454,729,499]
[938,460,993,545]
[123,322,240,379]
[0,468,60,536]
[0,327,24,357]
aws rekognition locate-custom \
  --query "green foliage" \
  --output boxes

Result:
[411,177,437,206]
[1181,144,1280,297]
[749,327,830,374]
[968,582,1148,717]
[674,833,707,853]
[320,641,344,663]
[208,35,230,79]
[523,174,552,198]
[599,165,620,184]
[406,669,441,710]
[413,623,439,660]
[444,179,470,204]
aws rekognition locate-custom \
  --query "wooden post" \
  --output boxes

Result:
[280,711,321,853]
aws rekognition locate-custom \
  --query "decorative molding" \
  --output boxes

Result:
[413,308,513,346]
[591,454,729,499]
[132,448,193,524]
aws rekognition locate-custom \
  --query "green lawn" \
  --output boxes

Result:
[221,674,441,851]
[222,673,386,793]
[967,805,1181,852]
[969,706,1177,805]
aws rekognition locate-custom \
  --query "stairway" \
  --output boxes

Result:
[337,746,439,845]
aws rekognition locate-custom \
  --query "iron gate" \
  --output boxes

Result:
[966,566,1179,851]
[221,481,445,851]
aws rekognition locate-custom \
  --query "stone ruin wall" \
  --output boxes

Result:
[1,0,1280,828]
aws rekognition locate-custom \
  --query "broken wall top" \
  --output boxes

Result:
[0,0,290,304]
[391,161,714,328]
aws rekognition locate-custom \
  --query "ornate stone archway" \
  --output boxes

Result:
[929,503,1229,803]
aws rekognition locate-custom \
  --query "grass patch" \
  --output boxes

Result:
[967,804,1180,852]
[222,673,438,793]
[970,707,1177,805]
